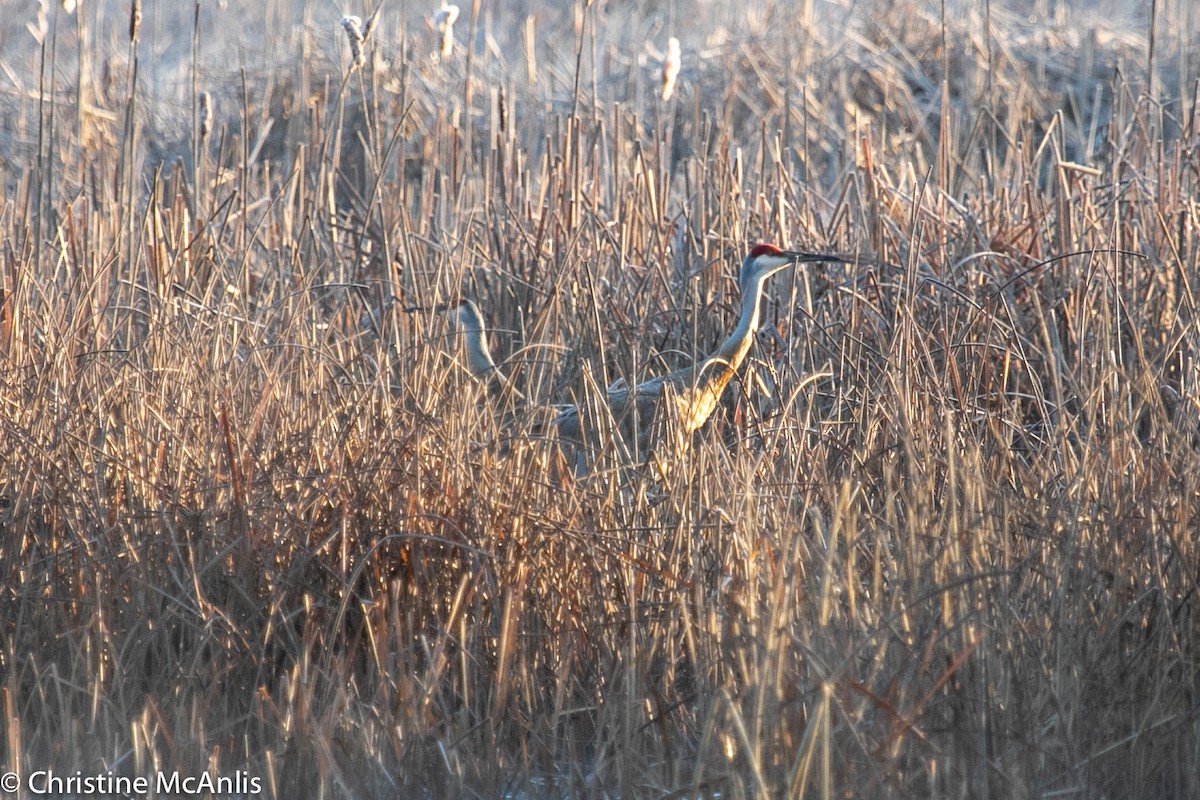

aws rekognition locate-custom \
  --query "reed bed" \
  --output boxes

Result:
[1,0,1198,797]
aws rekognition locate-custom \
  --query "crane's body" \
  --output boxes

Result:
[412,244,846,461]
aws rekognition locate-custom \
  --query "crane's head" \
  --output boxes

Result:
[403,299,486,331]
[443,299,485,333]
[739,243,845,292]
[740,244,801,290]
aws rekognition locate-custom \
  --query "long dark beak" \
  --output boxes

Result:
[402,302,453,314]
[782,250,853,265]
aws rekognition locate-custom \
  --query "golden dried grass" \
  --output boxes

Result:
[0,1,1198,798]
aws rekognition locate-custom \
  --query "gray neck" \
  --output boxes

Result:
[711,269,769,371]
[462,321,498,376]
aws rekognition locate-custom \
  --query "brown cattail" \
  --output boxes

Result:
[129,0,141,43]
[198,91,212,140]
[661,37,681,101]
[340,15,365,70]
[362,6,380,42]
[433,2,459,59]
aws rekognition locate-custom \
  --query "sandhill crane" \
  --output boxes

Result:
[412,298,516,397]
[553,244,842,452]
[410,244,847,464]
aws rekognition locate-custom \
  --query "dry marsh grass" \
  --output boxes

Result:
[2,0,1199,797]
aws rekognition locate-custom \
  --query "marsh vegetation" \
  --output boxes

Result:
[1,0,1198,797]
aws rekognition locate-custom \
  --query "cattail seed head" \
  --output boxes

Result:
[362,7,380,42]
[433,2,459,32]
[340,15,366,70]
[433,2,459,58]
[661,37,681,101]
[198,91,212,140]
[129,0,141,43]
